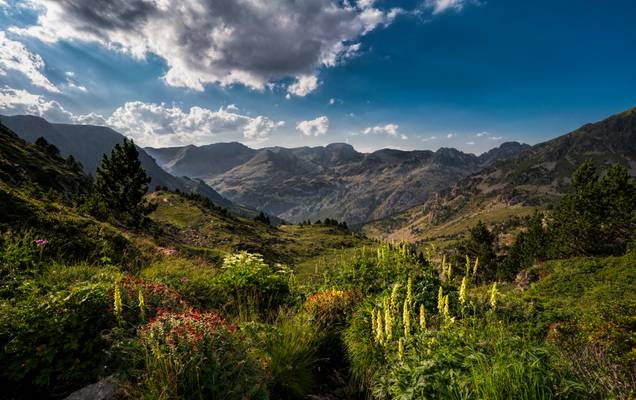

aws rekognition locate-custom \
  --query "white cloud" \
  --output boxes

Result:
[0,31,59,92]
[226,104,239,112]
[102,101,285,146]
[0,86,73,121]
[329,98,335,105]
[296,116,329,137]
[15,0,402,95]
[287,75,319,97]
[0,87,284,146]
[362,123,407,140]
[446,133,456,138]
[476,131,488,137]
[489,136,503,141]
[466,141,475,145]
[426,0,468,15]
[421,135,437,142]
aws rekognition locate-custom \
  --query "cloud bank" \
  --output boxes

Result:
[14,0,401,96]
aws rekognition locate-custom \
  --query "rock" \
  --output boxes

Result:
[515,268,539,290]
[64,378,126,400]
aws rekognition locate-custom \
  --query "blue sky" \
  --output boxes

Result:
[0,0,635,153]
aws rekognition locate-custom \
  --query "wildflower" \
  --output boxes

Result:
[443,296,449,321]
[34,239,49,247]
[138,288,146,322]
[403,299,410,338]
[473,257,479,277]
[447,263,452,281]
[398,338,405,362]
[390,283,401,313]
[376,311,384,344]
[114,283,123,323]
[406,276,413,309]
[489,282,498,310]
[465,255,471,276]
[441,254,446,279]
[384,297,392,340]
[419,304,426,330]
[459,276,468,308]
[437,286,444,314]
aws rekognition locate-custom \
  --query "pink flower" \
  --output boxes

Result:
[35,239,49,247]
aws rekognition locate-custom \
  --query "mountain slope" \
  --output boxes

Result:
[0,114,252,216]
[364,107,636,241]
[146,141,530,225]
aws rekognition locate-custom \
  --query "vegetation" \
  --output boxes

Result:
[0,125,634,399]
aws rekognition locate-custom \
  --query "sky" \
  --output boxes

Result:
[0,0,635,154]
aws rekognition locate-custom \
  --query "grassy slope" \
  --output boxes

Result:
[148,191,365,267]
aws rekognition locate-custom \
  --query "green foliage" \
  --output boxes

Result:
[0,278,115,398]
[215,251,295,317]
[501,211,548,277]
[92,138,155,227]
[138,309,268,400]
[549,162,636,258]
[243,317,319,399]
[455,221,498,282]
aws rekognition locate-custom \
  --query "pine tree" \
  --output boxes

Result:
[93,138,154,227]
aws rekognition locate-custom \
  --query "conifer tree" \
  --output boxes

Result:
[93,138,155,227]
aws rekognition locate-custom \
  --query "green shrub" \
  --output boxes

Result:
[0,280,114,398]
[138,309,268,400]
[242,316,319,400]
[215,251,295,317]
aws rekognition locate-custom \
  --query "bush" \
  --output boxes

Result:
[138,309,268,400]
[0,280,114,398]
[243,317,319,400]
[215,251,294,317]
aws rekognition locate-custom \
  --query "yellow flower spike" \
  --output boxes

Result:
[443,295,449,321]
[419,304,426,330]
[441,254,446,279]
[376,311,384,344]
[138,288,146,322]
[447,263,452,281]
[113,283,122,323]
[390,283,401,313]
[437,286,444,315]
[459,276,467,308]
[398,338,405,362]
[473,257,479,277]
[384,298,392,340]
[403,299,410,338]
[406,276,413,309]
[490,282,498,310]
[465,255,471,276]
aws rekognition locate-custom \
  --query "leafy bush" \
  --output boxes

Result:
[138,309,267,400]
[0,280,115,398]
[0,230,41,295]
[215,251,294,317]
[304,289,360,329]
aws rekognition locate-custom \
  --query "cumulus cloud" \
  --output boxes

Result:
[446,133,456,138]
[362,123,407,140]
[426,0,469,14]
[101,101,284,146]
[0,87,284,146]
[14,0,401,96]
[0,86,73,121]
[287,75,319,97]
[475,131,503,141]
[0,31,59,92]
[296,116,329,136]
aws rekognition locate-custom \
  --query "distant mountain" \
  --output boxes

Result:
[146,141,529,225]
[0,115,257,217]
[364,107,636,241]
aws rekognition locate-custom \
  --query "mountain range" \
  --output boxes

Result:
[145,141,530,224]
[0,114,259,217]
[364,107,636,241]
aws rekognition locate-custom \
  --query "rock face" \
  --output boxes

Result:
[145,142,529,225]
[64,378,125,400]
